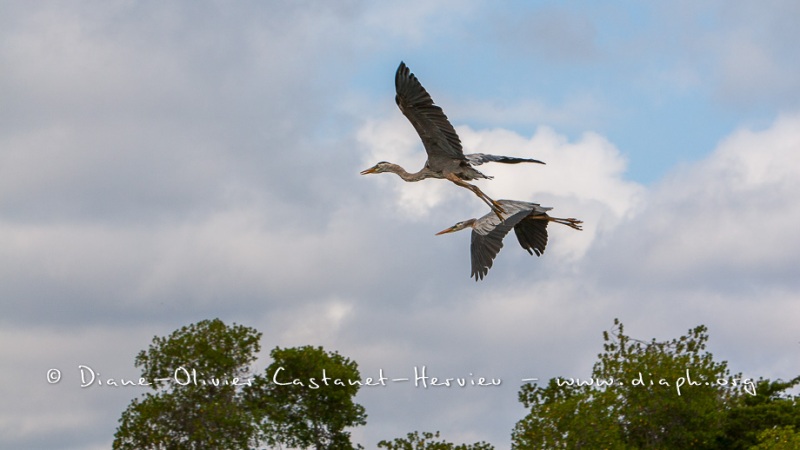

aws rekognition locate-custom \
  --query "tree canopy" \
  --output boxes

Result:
[113,319,262,449]
[718,376,800,449]
[113,319,366,450]
[378,430,495,450]
[512,319,767,449]
[247,345,368,450]
[113,317,798,449]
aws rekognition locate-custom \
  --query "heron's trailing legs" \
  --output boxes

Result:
[553,217,583,230]
[531,215,584,231]
[446,174,506,220]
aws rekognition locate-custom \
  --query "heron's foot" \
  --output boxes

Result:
[491,200,506,214]
[563,218,583,231]
[488,201,506,221]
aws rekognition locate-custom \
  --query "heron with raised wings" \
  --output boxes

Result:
[435,200,583,281]
[361,62,544,218]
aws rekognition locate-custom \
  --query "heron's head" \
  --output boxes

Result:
[359,161,392,175]
[435,219,476,235]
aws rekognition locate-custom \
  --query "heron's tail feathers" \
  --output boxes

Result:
[466,153,545,166]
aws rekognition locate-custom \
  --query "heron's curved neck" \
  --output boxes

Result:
[386,163,432,182]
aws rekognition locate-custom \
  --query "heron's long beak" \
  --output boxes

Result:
[435,226,457,236]
[360,167,377,175]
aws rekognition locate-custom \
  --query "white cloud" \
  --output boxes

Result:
[594,113,800,286]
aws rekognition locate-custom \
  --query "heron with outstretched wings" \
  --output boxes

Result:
[436,200,583,281]
[361,62,544,218]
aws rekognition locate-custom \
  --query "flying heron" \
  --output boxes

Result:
[436,200,583,281]
[361,62,544,218]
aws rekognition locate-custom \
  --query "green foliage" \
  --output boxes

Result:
[513,376,625,449]
[512,319,740,449]
[247,345,367,450]
[113,319,263,449]
[134,318,261,390]
[377,430,495,450]
[113,320,367,450]
[750,426,800,450]
[718,376,800,449]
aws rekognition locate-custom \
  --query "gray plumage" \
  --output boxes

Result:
[361,62,544,218]
[464,153,542,167]
[436,200,583,281]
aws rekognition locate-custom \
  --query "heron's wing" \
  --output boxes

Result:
[469,207,530,281]
[465,153,545,166]
[395,62,465,162]
[514,216,550,256]
[492,199,547,216]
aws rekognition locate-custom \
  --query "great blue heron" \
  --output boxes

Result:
[360,62,544,218]
[436,200,583,281]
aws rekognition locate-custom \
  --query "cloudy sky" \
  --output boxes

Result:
[2,1,799,448]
